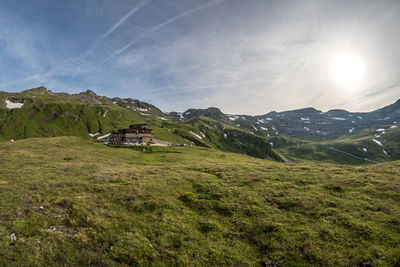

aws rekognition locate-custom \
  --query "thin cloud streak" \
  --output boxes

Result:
[69,0,151,79]
[1,0,400,114]
[99,0,151,40]
[106,0,230,60]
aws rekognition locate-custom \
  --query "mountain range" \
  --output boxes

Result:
[1,86,399,164]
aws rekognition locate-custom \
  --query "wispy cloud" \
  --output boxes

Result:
[68,0,151,79]
[1,0,400,114]
[106,0,230,60]
[99,0,151,40]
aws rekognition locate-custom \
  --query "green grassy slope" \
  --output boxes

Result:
[0,137,400,266]
[270,125,400,164]
[168,116,282,161]
[0,102,145,139]
[0,88,152,139]
[0,87,282,161]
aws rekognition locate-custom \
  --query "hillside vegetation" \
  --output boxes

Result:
[1,87,400,164]
[0,137,400,266]
[0,87,279,161]
[268,125,400,165]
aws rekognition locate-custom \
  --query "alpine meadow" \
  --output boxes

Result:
[1,0,400,266]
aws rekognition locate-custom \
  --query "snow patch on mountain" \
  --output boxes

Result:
[190,131,203,139]
[5,100,24,109]
[372,139,383,147]
[229,116,239,121]
[97,133,111,140]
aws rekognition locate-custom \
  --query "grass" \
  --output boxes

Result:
[269,126,400,165]
[0,136,400,266]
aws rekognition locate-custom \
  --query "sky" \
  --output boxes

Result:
[0,0,399,115]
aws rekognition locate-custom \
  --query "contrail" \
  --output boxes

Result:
[106,0,230,60]
[69,0,151,79]
[100,0,151,39]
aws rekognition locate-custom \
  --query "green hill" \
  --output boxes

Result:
[0,87,280,161]
[269,125,400,164]
[0,88,144,139]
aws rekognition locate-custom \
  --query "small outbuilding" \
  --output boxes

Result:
[113,124,155,144]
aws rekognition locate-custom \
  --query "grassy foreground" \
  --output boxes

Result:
[0,137,400,266]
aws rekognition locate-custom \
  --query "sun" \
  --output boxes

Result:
[331,52,364,87]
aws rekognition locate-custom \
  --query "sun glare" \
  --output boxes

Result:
[331,53,364,87]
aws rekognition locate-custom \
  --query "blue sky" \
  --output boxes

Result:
[0,0,399,114]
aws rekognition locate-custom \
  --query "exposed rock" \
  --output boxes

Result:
[22,86,51,95]
[9,233,16,242]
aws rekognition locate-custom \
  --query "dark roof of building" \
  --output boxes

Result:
[118,124,153,134]
[129,124,147,128]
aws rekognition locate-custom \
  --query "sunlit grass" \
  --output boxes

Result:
[0,137,399,265]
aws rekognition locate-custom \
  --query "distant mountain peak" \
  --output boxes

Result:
[86,89,96,94]
[22,86,51,94]
[203,107,222,114]
[174,107,226,121]
[79,89,98,96]
[184,107,222,113]
[267,107,321,116]
[70,89,109,104]
[295,107,321,114]
[325,109,350,116]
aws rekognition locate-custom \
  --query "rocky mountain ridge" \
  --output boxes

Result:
[174,100,400,140]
